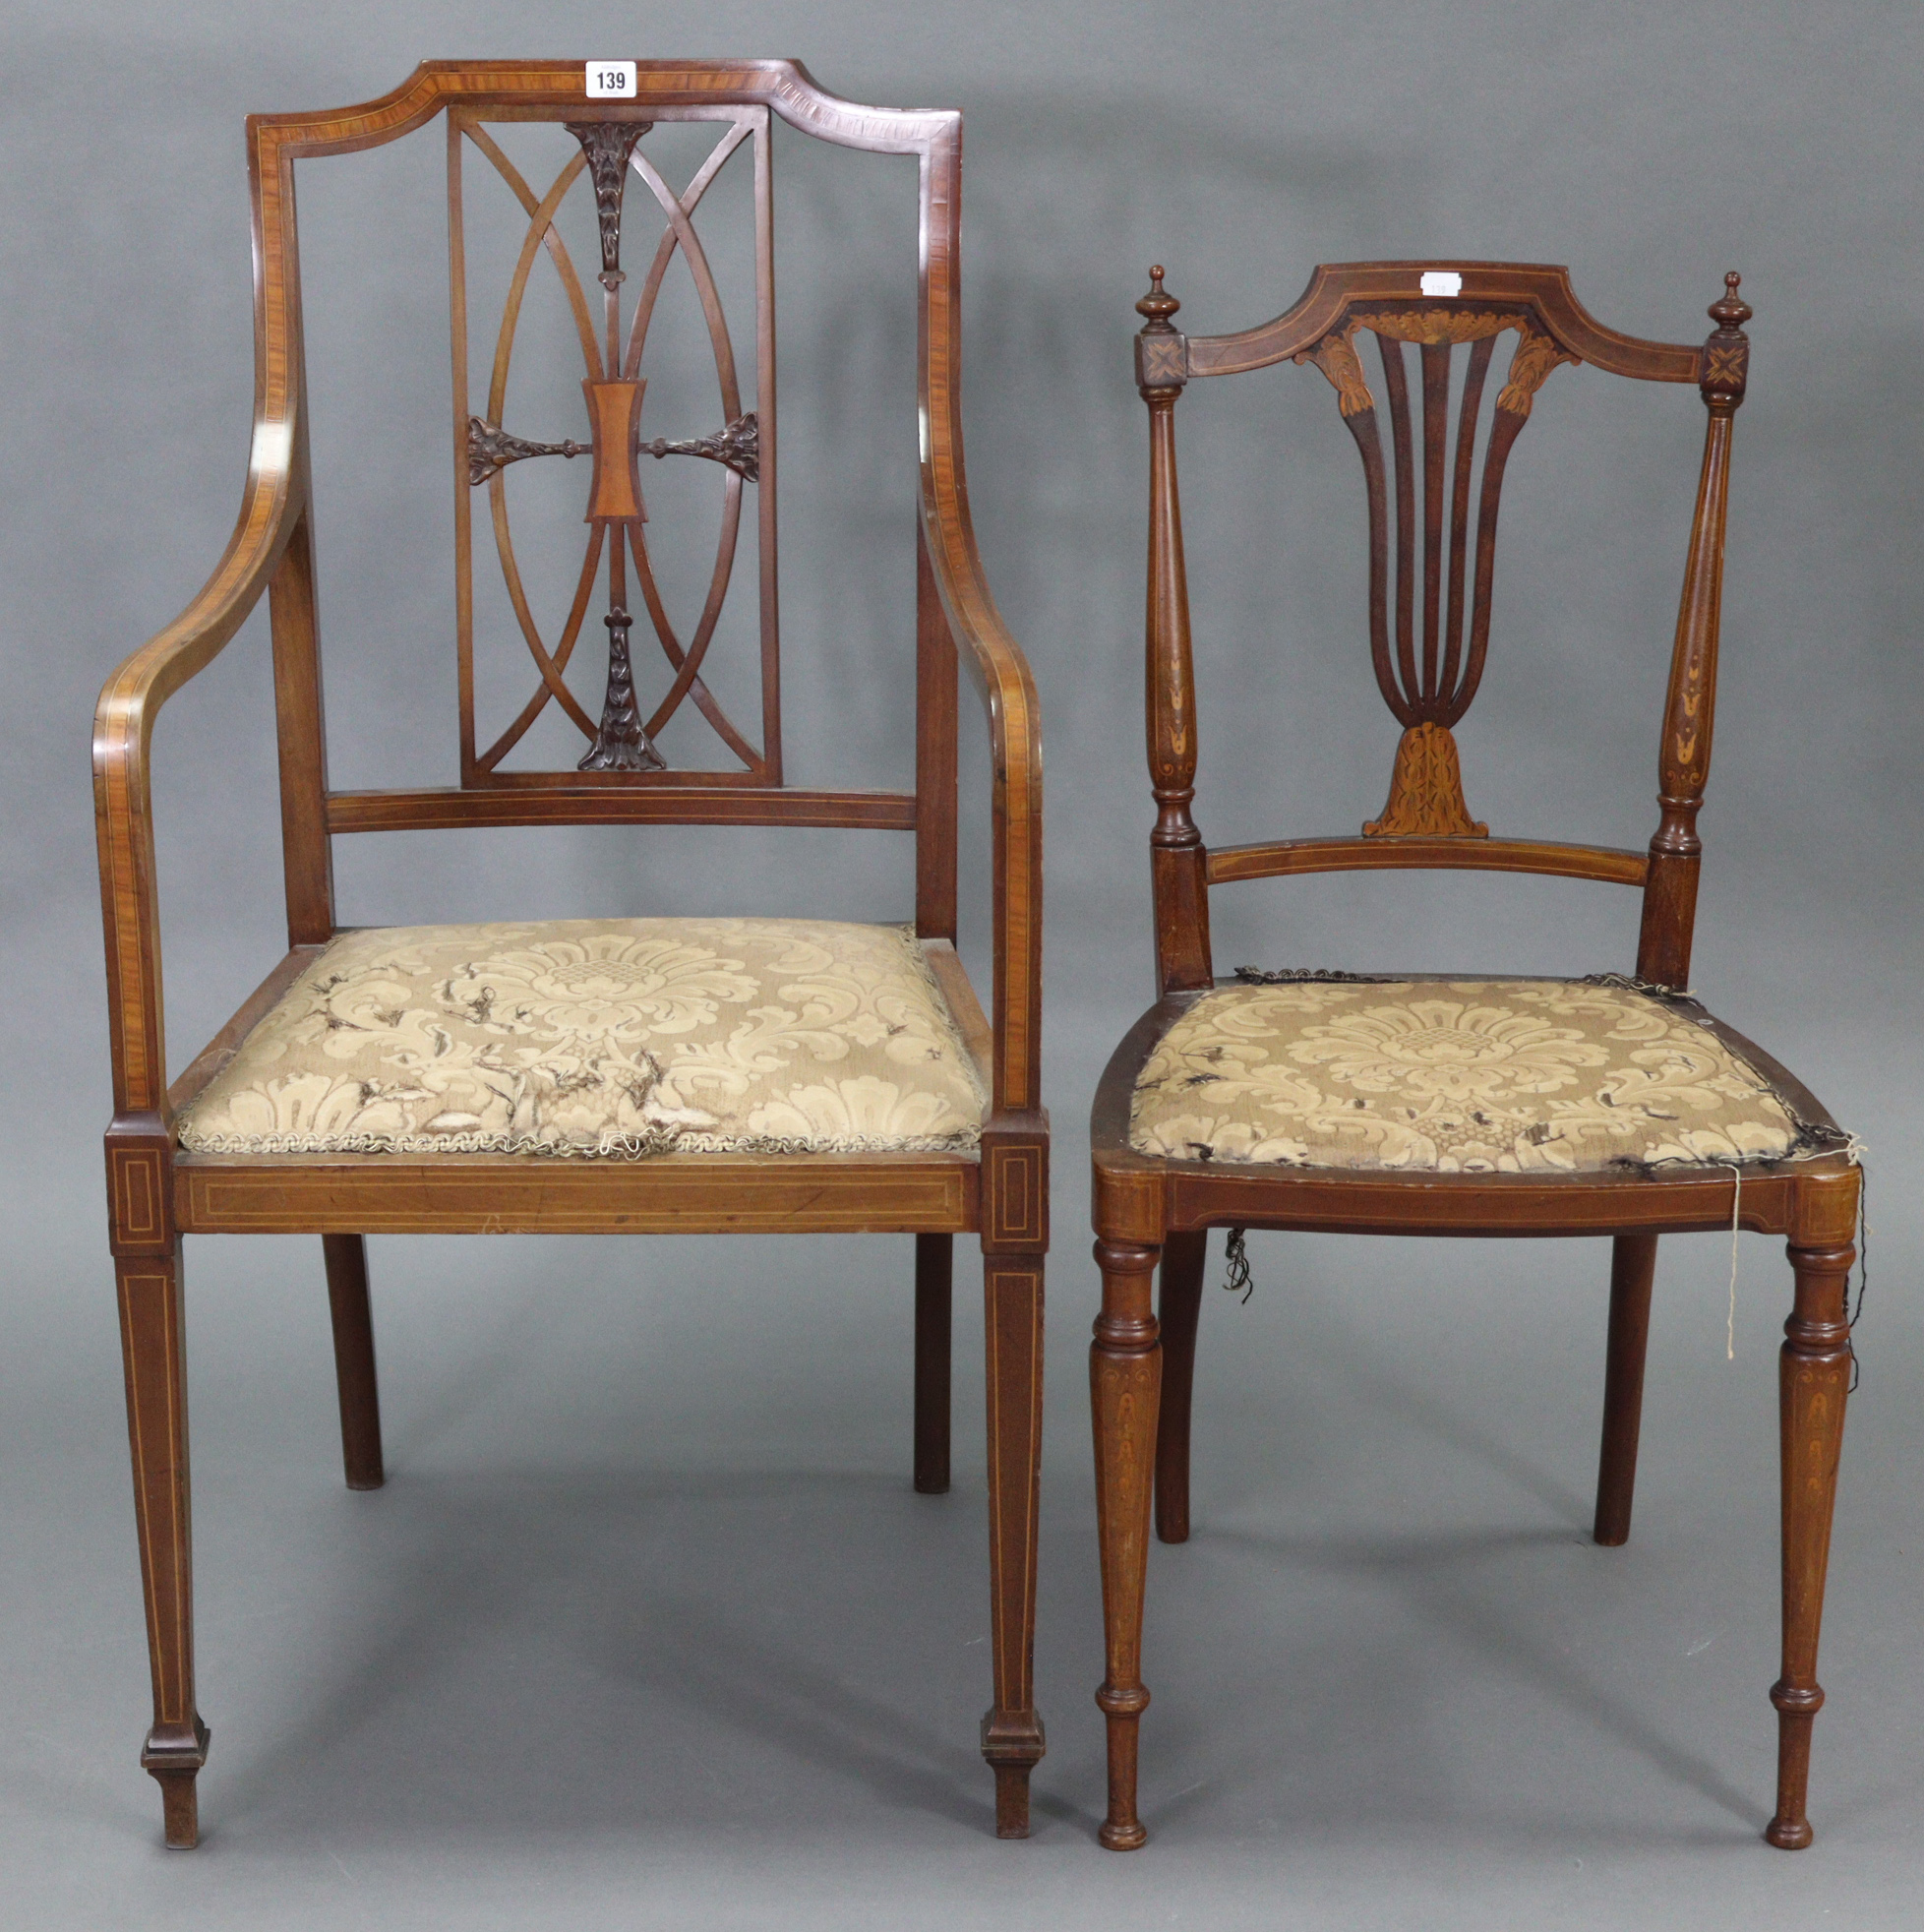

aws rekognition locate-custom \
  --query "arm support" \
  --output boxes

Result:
[915,124,1042,1124]
[93,433,306,1120]
[97,108,315,1124]
[920,478,1043,1122]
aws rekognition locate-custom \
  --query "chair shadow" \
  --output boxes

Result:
[1208,1247,1768,1827]
[1286,1271,1596,1529]
[1208,1518,1769,1832]
[602,1593,994,1833]
[214,1465,1010,1841]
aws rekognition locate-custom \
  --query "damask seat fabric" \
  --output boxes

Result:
[1129,978,1806,1175]
[176,918,988,1159]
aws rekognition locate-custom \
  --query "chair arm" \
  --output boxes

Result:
[94,423,306,1120]
[919,475,1043,1122]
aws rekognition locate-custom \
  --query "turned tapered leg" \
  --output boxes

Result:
[1766,1230,1854,1849]
[1092,1236,1161,1850]
[322,1236,385,1491]
[981,1253,1046,1836]
[1593,1233,1659,1545]
[115,1243,209,1847]
[1153,1232,1206,1544]
[914,1234,953,1494]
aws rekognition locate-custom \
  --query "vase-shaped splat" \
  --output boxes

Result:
[1363,721,1487,838]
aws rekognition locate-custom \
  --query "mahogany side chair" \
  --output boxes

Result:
[1089,262,1860,1850]
[93,60,1047,1848]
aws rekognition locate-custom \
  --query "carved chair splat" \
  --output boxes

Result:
[1092,260,1859,1854]
[94,59,1046,1848]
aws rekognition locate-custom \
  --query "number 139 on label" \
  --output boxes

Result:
[585,61,636,98]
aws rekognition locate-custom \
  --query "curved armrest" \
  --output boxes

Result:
[94,423,306,1119]
[913,113,1042,1125]
[919,469,1043,1122]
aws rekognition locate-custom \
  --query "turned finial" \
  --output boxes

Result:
[1699,270,1751,406]
[1709,270,1752,332]
[1134,265,1189,394]
[1137,266,1179,326]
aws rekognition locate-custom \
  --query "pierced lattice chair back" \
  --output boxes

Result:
[454,105,775,782]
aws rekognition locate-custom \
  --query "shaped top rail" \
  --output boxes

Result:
[1182,263,1703,386]
[248,58,957,160]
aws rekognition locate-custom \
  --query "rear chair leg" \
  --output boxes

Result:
[1153,1232,1206,1543]
[981,1251,1046,1835]
[115,1242,209,1847]
[1593,1233,1658,1545]
[1091,1236,1161,1850]
[323,1236,385,1490]
[1766,1223,1854,1849]
[914,1234,952,1493]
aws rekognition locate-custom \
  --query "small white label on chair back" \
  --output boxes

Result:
[585,60,637,98]
[1419,271,1464,298]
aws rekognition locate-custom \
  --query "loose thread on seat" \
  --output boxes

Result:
[1721,1163,1742,1360]
[1844,1136,1871,1394]
[1222,1227,1253,1303]
[1579,970,1696,998]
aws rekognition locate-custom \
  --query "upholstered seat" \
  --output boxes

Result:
[177,918,988,1159]
[1127,977,1811,1175]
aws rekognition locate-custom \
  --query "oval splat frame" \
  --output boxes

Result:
[449,102,779,788]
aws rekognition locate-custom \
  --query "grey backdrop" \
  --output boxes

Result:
[4,1,1922,1926]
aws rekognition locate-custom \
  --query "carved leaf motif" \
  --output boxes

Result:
[1293,321,1374,417]
[577,608,665,771]
[641,412,761,483]
[1360,309,1515,346]
[466,417,590,487]
[1496,326,1580,417]
[1362,721,1488,838]
[563,120,652,274]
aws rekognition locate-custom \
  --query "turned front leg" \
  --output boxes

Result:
[1766,1231,1854,1849]
[115,1243,209,1847]
[1091,1236,1161,1850]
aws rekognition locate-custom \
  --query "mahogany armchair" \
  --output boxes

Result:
[94,60,1046,1848]
[1090,263,1859,1849]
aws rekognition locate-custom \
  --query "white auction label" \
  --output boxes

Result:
[1419,271,1464,297]
[585,60,637,98]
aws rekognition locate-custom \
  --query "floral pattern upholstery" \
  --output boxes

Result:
[176,919,988,1158]
[1129,979,1807,1174]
